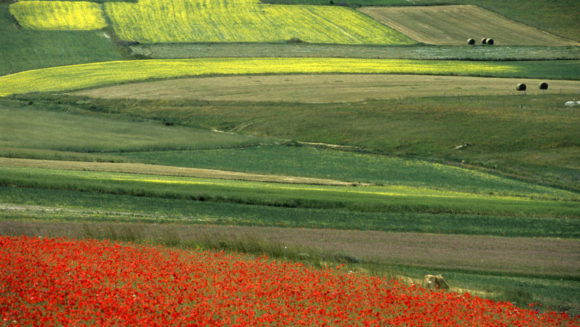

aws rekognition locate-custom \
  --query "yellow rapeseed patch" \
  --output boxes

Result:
[104,0,413,44]
[9,1,107,31]
[0,58,520,97]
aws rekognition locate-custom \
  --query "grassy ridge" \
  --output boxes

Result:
[122,146,576,198]
[0,4,122,76]
[47,94,579,190]
[1,58,579,97]
[0,99,266,152]
[1,166,577,218]
[103,0,413,44]
[1,187,578,238]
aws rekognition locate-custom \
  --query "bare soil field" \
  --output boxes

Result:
[73,74,580,103]
[359,5,578,46]
[1,220,577,278]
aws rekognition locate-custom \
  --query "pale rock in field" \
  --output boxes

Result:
[423,274,449,290]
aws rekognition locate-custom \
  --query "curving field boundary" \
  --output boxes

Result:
[74,74,580,103]
[0,58,523,97]
[0,157,360,187]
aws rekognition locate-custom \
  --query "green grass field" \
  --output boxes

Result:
[360,5,577,46]
[0,99,266,152]
[36,93,578,190]
[0,4,123,76]
[4,165,577,217]
[73,74,580,103]
[0,167,577,236]
[118,145,578,197]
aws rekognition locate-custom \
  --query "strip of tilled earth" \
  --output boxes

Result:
[1,220,577,278]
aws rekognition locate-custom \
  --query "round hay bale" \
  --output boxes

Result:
[539,82,549,90]
[486,38,494,45]
[481,37,487,45]
[516,83,527,91]
[467,38,475,45]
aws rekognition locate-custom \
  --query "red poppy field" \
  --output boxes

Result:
[0,236,577,326]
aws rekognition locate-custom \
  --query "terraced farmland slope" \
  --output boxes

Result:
[74,74,580,103]
[359,5,578,46]
[102,0,413,44]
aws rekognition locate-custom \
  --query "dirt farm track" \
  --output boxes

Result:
[1,220,577,278]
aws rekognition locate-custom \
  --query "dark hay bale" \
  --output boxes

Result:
[334,254,360,264]
[516,83,527,91]
[486,38,494,45]
[481,37,487,45]
[539,82,549,90]
[287,37,304,44]
[467,38,475,45]
[115,40,140,46]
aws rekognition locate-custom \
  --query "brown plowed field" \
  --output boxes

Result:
[359,5,578,46]
[1,220,578,278]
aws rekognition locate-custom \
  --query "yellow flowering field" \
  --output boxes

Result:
[0,58,520,96]
[9,1,107,31]
[103,0,413,44]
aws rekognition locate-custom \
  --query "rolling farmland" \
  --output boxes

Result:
[104,0,414,44]
[2,236,576,326]
[2,0,580,321]
[74,74,580,103]
[4,58,580,97]
[9,0,414,44]
[264,0,580,42]
[359,5,578,46]
[0,102,266,152]
[0,4,122,76]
